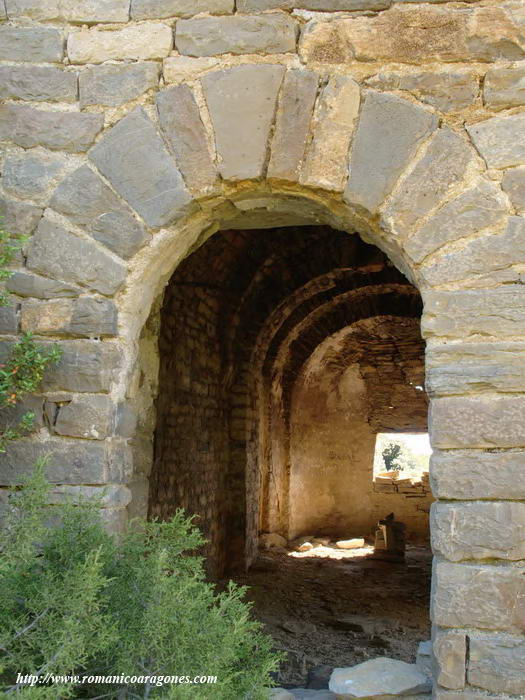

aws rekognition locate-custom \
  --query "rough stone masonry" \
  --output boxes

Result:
[0,0,524,697]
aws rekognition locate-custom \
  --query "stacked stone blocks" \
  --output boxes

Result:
[0,1,524,695]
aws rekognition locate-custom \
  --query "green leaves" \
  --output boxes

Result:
[0,470,281,699]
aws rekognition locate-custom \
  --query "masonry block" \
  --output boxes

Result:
[0,104,103,153]
[132,0,233,18]
[300,75,360,192]
[467,113,525,169]
[79,62,159,108]
[68,23,173,64]
[201,65,285,181]
[156,85,218,195]
[2,151,67,205]
[484,65,525,110]
[430,395,525,449]
[426,341,525,395]
[468,633,525,695]
[382,128,475,237]
[6,272,80,300]
[432,501,525,561]
[431,561,525,633]
[344,92,438,213]
[267,69,319,183]
[430,449,525,501]
[27,219,127,296]
[0,66,77,103]
[89,108,193,229]
[0,26,63,62]
[432,629,466,690]
[50,394,115,440]
[50,165,148,260]
[405,180,508,264]
[5,0,130,22]
[20,297,118,338]
[175,14,297,57]
[422,287,525,339]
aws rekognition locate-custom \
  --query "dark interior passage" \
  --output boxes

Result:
[149,225,432,686]
[149,225,430,572]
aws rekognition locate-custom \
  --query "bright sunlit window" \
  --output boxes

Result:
[373,432,431,481]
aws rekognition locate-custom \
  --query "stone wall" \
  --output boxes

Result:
[0,0,524,695]
[289,317,431,542]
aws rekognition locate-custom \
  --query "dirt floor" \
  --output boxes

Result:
[231,544,432,689]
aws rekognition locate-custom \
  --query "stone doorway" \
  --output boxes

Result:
[148,224,433,686]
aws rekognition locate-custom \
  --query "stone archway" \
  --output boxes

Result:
[1,61,524,696]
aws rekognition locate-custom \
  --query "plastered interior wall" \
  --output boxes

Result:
[289,318,431,542]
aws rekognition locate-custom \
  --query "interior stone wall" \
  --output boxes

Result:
[0,0,524,694]
[150,226,419,574]
[289,316,431,542]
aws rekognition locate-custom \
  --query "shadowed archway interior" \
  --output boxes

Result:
[149,226,428,578]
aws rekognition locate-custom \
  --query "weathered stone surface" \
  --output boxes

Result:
[202,65,285,181]
[484,64,525,109]
[0,437,125,485]
[0,396,44,433]
[432,501,525,562]
[52,395,114,440]
[175,15,297,57]
[300,6,524,65]
[0,197,42,237]
[329,658,430,697]
[344,92,438,213]
[162,56,219,83]
[0,26,63,63]
[426,341,525,395]
[21,297,118,338]
[40,340,122,393]
[422,287,525,339]
[2,151,67,204]
[420,216,525,287]
[468,634,525,694]
[68,23,173,64]
[50,165,148,259]
[240,0,388,9]
[5,0,130,22]
[115,402,137,438]
[431,448,525,501]
[430,395,525,449]
[27,219,127,296]
[300,75,360,192]
[383,128,475,237]
[0,66,77,103]
[48,484,131,509]
[6,272,80,299]
[89,108,193,229]
[467,113,525,169]
[0,104,103,153]
[431,560,525,632]
[405,180,508,263]
[502,166,525,213]
[79,62,159,108]
[268,69,319,183]
[156,85,218,195]
[366,69,479,113]
[0,306,18,334]
[416,640,432,679]
[132,0,234,19]
[432,630,466,690]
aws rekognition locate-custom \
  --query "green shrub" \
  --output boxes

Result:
[0,221,61,451]
[0,467,280,699]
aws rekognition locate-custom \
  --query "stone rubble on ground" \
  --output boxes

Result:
[335,538,365,549]
[329,657,431,698]
[415,641,432,679]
